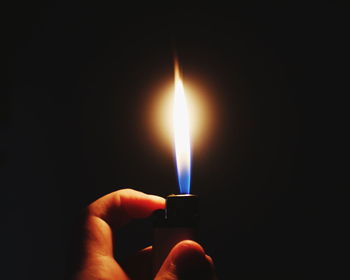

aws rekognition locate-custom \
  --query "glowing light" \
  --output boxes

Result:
[173,62,191,194]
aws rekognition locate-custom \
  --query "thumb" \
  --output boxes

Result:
[155,240,216,280]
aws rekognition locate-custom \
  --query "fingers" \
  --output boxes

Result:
[70,189,165,279]
[83,189,165,257]
[155,240,216,280]
[87,188,165,230]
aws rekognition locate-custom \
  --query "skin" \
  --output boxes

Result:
[70,188,216,280]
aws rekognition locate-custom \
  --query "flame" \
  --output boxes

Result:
[173,62,191,194]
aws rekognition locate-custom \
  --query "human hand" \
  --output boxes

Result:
[70,188,216,280]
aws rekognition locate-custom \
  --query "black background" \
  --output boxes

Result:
[2,1,343,279]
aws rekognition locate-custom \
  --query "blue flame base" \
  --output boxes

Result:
[177,169,191,194]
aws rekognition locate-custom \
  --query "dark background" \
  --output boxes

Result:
[2,1,343,279]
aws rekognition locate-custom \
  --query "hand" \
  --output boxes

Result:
[70,188,216,280]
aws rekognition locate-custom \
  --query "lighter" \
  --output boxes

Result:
[152,194,199,275]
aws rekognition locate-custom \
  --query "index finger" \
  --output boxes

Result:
[88,188,165,229]
[83,189,165,258]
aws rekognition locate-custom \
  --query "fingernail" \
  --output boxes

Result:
[174,246,214,280]
[206,254,214,265]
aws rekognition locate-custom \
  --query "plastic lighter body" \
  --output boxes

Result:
[152,194,199,276]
